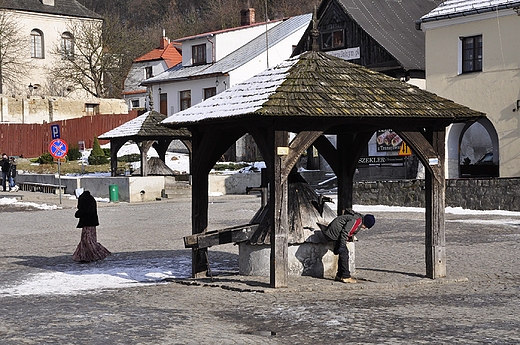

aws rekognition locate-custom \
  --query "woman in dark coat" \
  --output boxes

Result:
[72,190,111,262]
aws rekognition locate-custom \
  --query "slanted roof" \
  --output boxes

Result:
[0,0,103,20]
[326,0,442,71]
[419,0,520,23]
[99,111,190,140]
[173,18,284,43]
[161,51,484,128]
[142,13,312,85]
[134,40,182,69]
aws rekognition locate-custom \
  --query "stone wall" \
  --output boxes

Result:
[0,95,128,124]
[353,178,520,211]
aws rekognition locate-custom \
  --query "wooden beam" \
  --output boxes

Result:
[184,224,259,249]
[336,131,373,213]
[313,135,339,174]
[109,139,125,176]
[270,130,289,288]
[137,140,154,177]
[190,127,247,278]
[400,130,446,279]
[152,139,173,162]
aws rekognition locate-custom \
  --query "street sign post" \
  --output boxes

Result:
[48,139,68,204]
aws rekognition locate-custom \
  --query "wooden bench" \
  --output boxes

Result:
[184,224,259,249]
[18,182,66,194]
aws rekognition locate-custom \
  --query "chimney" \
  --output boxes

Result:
[240,8,255,26]
[160,29,169,49]
[41,0,55,6]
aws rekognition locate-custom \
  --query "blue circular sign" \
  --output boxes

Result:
[49,139,69,159]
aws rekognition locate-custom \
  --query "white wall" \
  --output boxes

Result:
[3,10,102,98]
[180,22,280,66]
[423,11,520,177]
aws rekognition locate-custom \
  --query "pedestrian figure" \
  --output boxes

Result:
[1,153,10,192]
[322,210,375,283]
[8,157,18,192]
[72,190,111,262]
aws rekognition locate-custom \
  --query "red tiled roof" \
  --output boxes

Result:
[134,41,182,69]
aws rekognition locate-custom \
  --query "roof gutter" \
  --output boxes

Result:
[416,2,520,30]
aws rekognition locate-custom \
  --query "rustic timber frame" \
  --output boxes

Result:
[99,111,191,176]
[161,51,484,288]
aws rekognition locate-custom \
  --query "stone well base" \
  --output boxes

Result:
[238,242,355,278]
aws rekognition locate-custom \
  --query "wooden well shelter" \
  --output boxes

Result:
[99,110,191,176]
[162,51,485,288]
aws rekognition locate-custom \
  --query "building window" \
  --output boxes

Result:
[321,30,344,50]
[61,32,74,60]
[145,66,153,79]
[461,35,482,73]
[204,87,216,100]
[131,99,140,108]
[85,103,100,116]
[31,29,44,58]
[192,44,206,65]
[180,90,191,110]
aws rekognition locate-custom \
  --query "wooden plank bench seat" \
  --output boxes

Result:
[184,224,259,249]
[18,182,66,194]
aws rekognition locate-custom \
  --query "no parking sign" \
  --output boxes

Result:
[49,138,69,159]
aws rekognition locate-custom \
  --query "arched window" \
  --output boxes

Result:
[61,32,74,59]
[30,29,44,58]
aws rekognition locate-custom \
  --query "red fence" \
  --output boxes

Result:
[0,112,137,158]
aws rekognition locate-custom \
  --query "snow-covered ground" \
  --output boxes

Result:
[2,145,519,297]
[1,196,520,297]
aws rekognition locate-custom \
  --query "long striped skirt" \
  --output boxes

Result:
[72,226,111,262]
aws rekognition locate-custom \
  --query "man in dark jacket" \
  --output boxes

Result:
[322,211,375,283]
[1,153,10,192]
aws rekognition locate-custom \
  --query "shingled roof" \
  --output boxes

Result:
[99,111,190,140]
[161,51,484,127]
[0,0,103,20]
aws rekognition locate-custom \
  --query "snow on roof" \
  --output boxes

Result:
[142,13,312,84]
[99,111,190,139]
[420,0,520,21]
[161,56,298,125]
[161,51,484,126]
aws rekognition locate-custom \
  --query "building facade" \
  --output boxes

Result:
[0,0,127,123]
[122,34,182,112]
[418,0,520,178]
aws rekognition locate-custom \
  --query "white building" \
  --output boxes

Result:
[0,0,103,96]
[417,0,520,178]
[0,0,128,123]
[142,11,312,117]
[122,34,182,112]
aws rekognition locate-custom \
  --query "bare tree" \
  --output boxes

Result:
[0,10,30,94]
[48,19,108,98]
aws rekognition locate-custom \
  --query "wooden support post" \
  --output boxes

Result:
[270,130,289,288]
[400,129,447,279]
[337,133,354,213]
[190,130,209,278]
[137,140,154,177]
[424,129,447,278]
[109,139,125,177]
[191,170,209,278]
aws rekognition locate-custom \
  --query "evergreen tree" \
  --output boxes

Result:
[88,137,109,165]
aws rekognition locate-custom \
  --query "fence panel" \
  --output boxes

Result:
[0,112,137,158]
